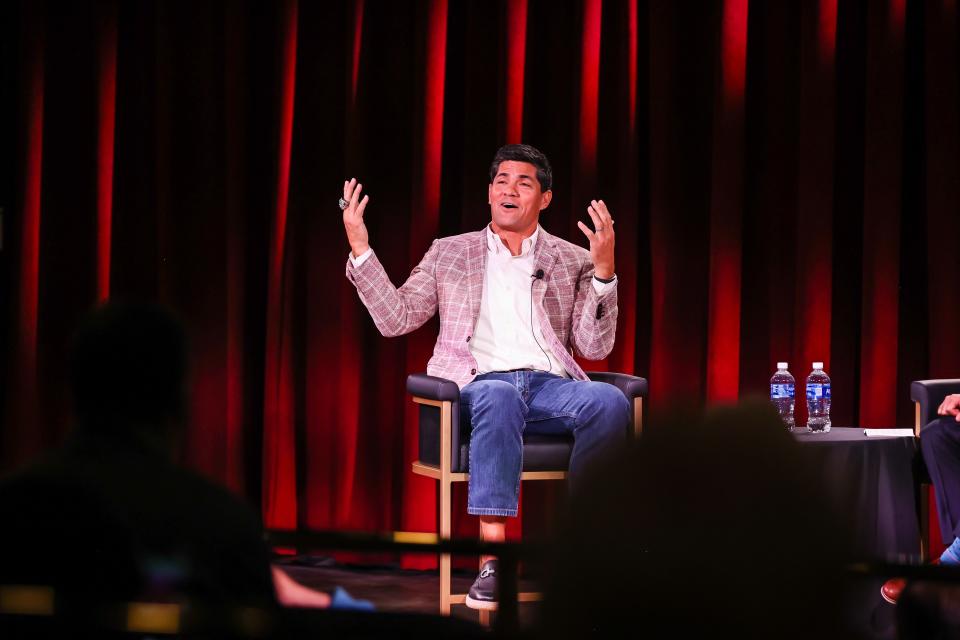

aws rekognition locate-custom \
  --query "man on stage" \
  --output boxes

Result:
[342,143,630,610]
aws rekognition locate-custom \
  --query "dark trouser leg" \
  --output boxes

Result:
[920,416,960,541]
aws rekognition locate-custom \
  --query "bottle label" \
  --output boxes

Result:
[806,384,831,400]
[770,384,794,399]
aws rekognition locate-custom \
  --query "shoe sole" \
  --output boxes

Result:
[880,587,897,606]
[465,595,498,611]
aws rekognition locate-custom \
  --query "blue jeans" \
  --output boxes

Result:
[461,371,631,517]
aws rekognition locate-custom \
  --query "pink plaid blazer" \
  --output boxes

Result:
[345,226,618,388]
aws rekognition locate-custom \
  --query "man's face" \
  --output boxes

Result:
[487,161,552,235]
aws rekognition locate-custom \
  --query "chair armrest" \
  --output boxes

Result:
[585,371,648,401]
[407,373,460,402]
[586,372,648,436]
[912,379,960,430]
[407,373,464,472]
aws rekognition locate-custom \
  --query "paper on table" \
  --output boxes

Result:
[863,428,915,438]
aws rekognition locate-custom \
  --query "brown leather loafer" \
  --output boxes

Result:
[881,558,941,605]
[881,577,906,605]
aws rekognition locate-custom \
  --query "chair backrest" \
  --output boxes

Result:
[912,379,960,436]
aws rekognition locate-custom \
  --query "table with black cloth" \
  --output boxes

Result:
[793,427,921,563]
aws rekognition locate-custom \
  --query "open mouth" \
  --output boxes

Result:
[500,202,519,210]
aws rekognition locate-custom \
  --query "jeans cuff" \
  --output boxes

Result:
[467,507,518,517]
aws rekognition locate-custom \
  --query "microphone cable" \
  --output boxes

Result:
[529,269,553,374]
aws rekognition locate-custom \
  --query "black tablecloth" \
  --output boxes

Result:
[793,427,921,563]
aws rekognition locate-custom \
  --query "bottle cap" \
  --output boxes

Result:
[777,362,788,370]
[812,362,823,369]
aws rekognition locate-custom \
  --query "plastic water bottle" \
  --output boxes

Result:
[769,362,795,430]
[805,362,832,433]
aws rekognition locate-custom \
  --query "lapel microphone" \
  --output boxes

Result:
[533,269,545,280]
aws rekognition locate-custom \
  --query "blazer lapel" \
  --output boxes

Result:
[466,229,487,325]
[533,227,559,306]
[532,227,586,379]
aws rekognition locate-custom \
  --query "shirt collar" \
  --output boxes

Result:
[486,224,540,257]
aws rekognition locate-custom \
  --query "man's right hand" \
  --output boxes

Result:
[938,394,960,421]
[343,178,370,257]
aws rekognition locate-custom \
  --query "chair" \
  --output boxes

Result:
[407,371,648,617]
[912,379,960,561]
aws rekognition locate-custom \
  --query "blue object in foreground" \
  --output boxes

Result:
[940,537,960,565]
[330,586,376,611]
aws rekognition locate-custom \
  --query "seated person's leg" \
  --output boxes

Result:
[525,375,631,482]
[921,416,960,564]
[461,376,526,519]
[460,375,526,610]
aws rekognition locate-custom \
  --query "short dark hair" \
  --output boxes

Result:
[488,144,553,191]
[70,302,188,431]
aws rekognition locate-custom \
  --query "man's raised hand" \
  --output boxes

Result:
[576,199,616,280]
[342,178,370,257]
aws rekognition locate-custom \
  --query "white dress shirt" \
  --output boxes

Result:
[470,225,614,377]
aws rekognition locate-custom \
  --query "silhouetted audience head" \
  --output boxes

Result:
[70,301,188,435]
[538,399,858,638]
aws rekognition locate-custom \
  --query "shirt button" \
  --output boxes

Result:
[470,368,477,375]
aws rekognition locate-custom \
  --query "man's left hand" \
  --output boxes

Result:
[939,394,960,422]
[577,199,616,279]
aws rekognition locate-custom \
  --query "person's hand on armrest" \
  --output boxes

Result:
[270,565,375,611]
[938,394,960,422]
[271,565,331,608]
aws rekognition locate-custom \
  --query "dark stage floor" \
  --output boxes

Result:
[273,556,542,628]
[273,557,903,638]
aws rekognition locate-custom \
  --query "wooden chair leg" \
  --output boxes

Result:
[916,402,930,562]
[921,485,930,562]
[440,478,452,615]
[440,553,451,615]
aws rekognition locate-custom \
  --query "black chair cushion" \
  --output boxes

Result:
[519,435,574,471]
[456,435,573,473]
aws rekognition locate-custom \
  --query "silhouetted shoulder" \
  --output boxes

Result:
[0,433,274,606]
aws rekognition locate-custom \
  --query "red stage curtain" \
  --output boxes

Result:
[3,0,959,563]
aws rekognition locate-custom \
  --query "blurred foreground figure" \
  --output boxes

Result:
[896,580,960,639]
[538,400,861,639]
[0,302,333,617]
